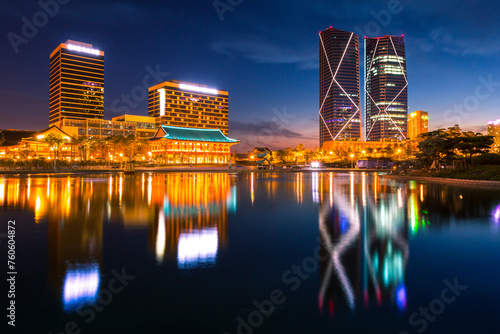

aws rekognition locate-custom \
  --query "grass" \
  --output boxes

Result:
[437,165,500,181]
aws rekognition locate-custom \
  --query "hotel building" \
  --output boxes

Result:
[487,119,500,153]
[319,27,361,147]
[148,80,229,135]
[407,110,429,139]
[49,40,104,126]
[364,35,408,141]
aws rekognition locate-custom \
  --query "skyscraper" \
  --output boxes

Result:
[364,35,408,141]
[407,110,428,139]
[49,40,104,127]
[148,80,229,135]
[319,27,361,148]
[487,119,500,153]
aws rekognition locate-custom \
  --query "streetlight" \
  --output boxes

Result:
[350,154,354,169]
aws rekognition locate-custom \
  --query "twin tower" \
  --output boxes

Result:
[319,27,408,148]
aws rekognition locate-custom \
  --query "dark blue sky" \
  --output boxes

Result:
[2,0,500,151]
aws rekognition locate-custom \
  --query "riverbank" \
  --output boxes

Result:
[0,165,389,175]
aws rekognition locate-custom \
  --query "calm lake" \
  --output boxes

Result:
[1,172,500,334]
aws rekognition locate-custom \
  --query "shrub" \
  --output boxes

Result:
[472,153,500,165]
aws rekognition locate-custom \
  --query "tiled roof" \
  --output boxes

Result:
[158,125,239,143]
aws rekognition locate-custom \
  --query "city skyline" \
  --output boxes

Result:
[2,0,500,152]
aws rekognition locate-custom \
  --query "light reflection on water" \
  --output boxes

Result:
[1,172,500,329]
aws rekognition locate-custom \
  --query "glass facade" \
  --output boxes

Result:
[365,35,408,141]
[319,27,361,148]
[148,80,229,135]
[49,40,104,126]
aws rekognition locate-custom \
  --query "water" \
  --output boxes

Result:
[1,172,500,334]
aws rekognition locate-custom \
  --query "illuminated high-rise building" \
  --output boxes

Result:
[487,119,500,153]
[364,35,408,141]
[319,27,361,148]
[49,40,104,127]
[407,110,428,139]
[148,80,228,135]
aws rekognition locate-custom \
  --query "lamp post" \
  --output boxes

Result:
[350,154,354,169]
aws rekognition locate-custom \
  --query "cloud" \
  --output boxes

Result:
[467,124,488,134]
[415,27,500,57]
[211,38,318,70]
[229,120,310,138]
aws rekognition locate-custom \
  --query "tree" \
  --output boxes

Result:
[45,134,65,159]
[452,132,493,166]
[417,129,453,167]
[89,137,110,162]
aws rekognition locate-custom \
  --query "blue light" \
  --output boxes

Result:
[63,262,100,312]
[396,284,407,311]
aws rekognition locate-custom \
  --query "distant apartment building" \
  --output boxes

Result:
[148,80,229,135]
[407,110,429,139]
[319,27,361,147]
[50,40,104,126]
[364,35,408,141]
[487,119,500,153]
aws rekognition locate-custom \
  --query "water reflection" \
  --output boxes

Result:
[1,172,499,321]
[63,262,100,311]
[147,173,233,269]
[319,173,409,315]
[0,173,235,313]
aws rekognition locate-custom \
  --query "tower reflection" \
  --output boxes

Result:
[318,173,409,315]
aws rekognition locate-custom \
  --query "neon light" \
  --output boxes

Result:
[158,88,166,116]
[63,263,100,311]
[177,228,218,268]
[179,83,218,95]
[494,204,500,223]
[67,44,100,56]
[396,284,407,311]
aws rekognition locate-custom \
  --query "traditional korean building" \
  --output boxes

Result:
[149,125,239,164]
[0,126,74,160]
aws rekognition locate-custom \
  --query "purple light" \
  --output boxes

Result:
[494,204,500,223]
[396,284,407,311]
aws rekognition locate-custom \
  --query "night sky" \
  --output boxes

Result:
[2,0,500,151]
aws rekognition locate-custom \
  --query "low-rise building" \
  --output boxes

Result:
[53,114,156,139]
[0,126,74,160]
[149,125,239,164]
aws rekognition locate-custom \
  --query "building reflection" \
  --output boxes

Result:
[0,173,236,310]
[318,173,409,315]
[146,173,234,268]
